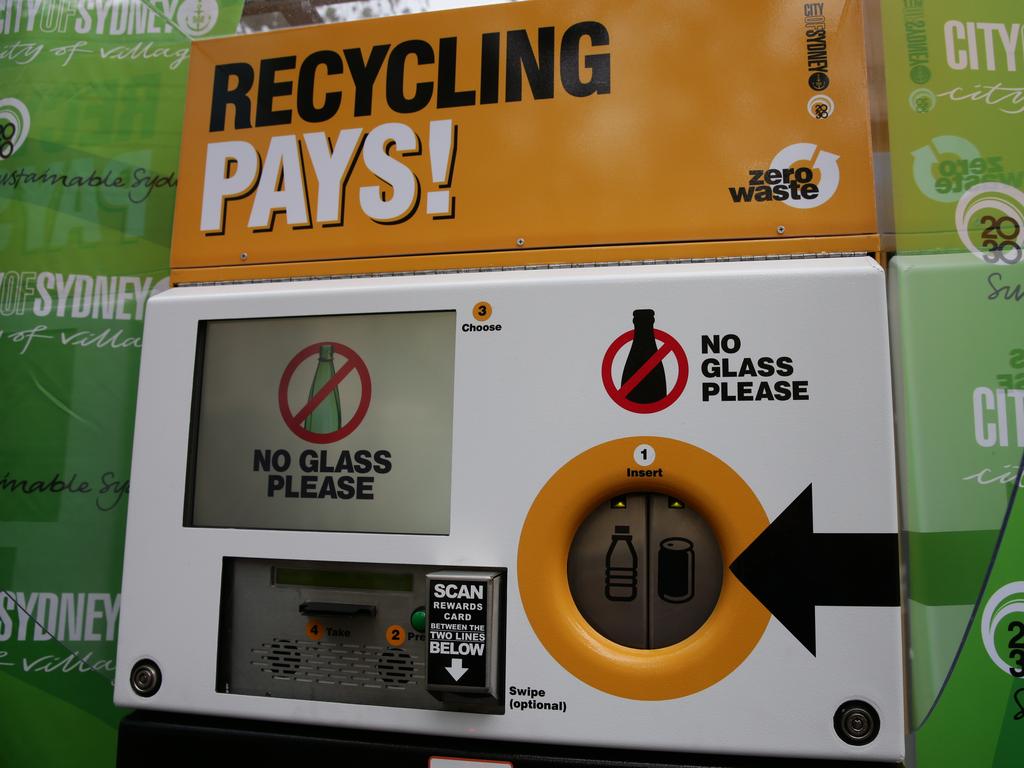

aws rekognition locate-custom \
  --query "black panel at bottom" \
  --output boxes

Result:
[117,711,899,768]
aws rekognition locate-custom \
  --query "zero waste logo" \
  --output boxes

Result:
[771,143,840,209]
[956,182,1024,265]
[727,143,840,209]
[0,98,30,161]
[912,135,982,203]
[912,136,1023,205]
[982,582,1024,677]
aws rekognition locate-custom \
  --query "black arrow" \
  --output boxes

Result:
[729,484,899,656]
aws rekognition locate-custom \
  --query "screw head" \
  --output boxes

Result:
[240,252,248,260]
[130,659,162,697]
[834,700,879,746]
[776,225,786,234]
[515,238,525,247]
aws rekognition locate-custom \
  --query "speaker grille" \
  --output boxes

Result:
[377,646,417,684]
[251,638,423,688]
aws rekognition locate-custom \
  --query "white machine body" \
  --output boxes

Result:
[115,256,904,762]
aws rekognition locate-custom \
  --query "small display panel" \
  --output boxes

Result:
[216,558,504,715]
[188,311,455,534]
[274,567,413,592]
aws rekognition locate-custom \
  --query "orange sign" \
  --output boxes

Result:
[171,0,884,282]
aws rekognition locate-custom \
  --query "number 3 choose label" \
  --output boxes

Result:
[473,301,492,321]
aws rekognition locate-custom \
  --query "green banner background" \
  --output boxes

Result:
[3,1,1022,766]
[884,1,1024,765]
[883,0,1024,260]
[0,1,242,765]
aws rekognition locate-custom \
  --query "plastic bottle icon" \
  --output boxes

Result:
[604,525,639,602]
[304,344,342,434]
[621,309,667,404]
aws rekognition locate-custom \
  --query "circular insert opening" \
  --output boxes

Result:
[567,493,724,649]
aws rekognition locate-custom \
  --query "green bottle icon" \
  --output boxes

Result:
[304,344,342,434]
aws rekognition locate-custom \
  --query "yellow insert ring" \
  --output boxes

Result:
[517,436,770,700]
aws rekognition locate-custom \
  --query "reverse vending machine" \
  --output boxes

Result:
[116,1,905,765]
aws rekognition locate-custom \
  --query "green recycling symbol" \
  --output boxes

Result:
[912,135,981,203]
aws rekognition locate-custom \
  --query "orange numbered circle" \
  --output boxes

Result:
[305,620,324,641]
[472,301,492,321]
[385,624,406,647]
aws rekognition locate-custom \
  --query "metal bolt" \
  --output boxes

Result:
[130,659,162,698]
[776,225,786,234]
[515,238,525,247]
[240,252,248,260]
[846,712,869,735]
[834,700,879,746]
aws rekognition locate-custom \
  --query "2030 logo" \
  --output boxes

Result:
[0,98,30,161]
[982,582,1024,677]
[956,183,1024,265]
[728,143,840,209]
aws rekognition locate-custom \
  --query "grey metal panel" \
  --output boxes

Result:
[220,558,501,712]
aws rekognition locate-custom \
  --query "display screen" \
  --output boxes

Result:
[274,567,414,592]
[187,311,455,534]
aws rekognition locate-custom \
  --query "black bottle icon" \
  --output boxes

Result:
[604,525,639,602]
[621,309,667,404]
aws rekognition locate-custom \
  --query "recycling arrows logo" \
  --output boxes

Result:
[770,143,841,209]
[912,135,982,203]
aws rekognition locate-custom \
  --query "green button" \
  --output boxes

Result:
[410,607,426,632]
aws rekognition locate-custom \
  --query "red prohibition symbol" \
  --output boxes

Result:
[278,341,372,444]
[601,329,689,414]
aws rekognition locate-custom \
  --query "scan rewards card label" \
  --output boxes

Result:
[171,0,884,277]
